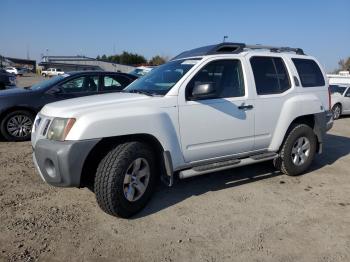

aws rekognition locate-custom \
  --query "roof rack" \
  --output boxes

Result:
[171,42,305,60]
[244,44,305,55]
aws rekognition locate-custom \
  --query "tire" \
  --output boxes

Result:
[0,83,5,90]
[332,104,342,120]
[0,110,34,142]
[94,142,157,218]
[42,73,46,77]
[273,124,317,176]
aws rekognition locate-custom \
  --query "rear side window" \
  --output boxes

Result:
[292,58,325,87]
[250,56,291,95]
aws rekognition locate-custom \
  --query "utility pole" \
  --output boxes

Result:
[26,44,30,60]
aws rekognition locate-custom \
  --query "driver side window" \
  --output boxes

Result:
[186,59,245,100]
[61,76,99,93]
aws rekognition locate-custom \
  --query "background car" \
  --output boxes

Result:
[5,67,18,75]
[330,84,350,119]
[128,66,153,77]
[0,71,137,141]
[0,68,16,90]
[41,68,64,77]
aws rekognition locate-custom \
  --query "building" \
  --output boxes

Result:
[0,55,36,72]
[327,71,350,85]
[39,56,135,73]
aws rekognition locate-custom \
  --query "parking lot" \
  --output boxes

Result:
[0,75,349,262]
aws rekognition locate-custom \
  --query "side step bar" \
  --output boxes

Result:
[179,152,278,179]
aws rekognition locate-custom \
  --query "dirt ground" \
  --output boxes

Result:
[0,76,349,261]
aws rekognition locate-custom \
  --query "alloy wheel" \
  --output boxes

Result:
[291,136,311,166]
[123,158,150,202]
[6,114,33,138]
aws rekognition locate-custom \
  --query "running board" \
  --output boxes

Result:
[179,152,278,179]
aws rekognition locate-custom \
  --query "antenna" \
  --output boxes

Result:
[223,36,228,43]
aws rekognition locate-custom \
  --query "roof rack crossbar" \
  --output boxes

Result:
[244,45,305,55]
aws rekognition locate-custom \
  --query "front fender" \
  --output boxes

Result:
[66,106,185,169]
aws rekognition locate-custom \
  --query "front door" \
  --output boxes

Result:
[343,88,350,113]
[178,59,255,163]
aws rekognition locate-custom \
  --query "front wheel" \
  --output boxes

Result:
[0,110,34,141]
[94,142,157,218]
[273,124,317,176]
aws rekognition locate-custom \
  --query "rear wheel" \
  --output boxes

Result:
[273,124,317,176]
[94,142,157,218]
[0,110,34,142]
[332,104,342,120]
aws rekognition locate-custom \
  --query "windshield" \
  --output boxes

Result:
[30,75,67,90]
[129,68,148,77]
[330,85,347,95]
[124,58,201,95]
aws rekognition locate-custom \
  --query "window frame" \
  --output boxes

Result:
[250,56,292,96]
[185,58,246,101]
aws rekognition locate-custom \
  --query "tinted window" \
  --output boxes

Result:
[329,85,347,95]
[61,75,99,93]
[186,59,245,99]
[250,57,291,95]
[292,58,325,87]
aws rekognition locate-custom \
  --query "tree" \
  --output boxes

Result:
[96,55,101,60]
[338,57,350,71]
[96,52,147,65]
[149,55,167,66]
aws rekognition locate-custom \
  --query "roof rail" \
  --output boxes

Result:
[244,45,305,55]
[171,43,305,60]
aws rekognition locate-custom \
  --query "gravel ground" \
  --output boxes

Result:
[0,76,349,261]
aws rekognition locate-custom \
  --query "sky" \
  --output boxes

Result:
[1,0,349,72]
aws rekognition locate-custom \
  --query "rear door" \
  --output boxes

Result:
[99,74,133,94]
[248,55,294,150]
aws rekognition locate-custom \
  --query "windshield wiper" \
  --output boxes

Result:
[123,90,154,96]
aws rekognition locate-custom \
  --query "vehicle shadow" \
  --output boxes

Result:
[135,133,350,218]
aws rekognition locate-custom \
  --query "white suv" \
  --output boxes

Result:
[32,43,333,218]
[41,68,65,77]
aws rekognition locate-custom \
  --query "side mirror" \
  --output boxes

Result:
[46,86,62,95]
[191,82,216,100]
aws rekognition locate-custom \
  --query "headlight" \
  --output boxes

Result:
[47,118,76,141]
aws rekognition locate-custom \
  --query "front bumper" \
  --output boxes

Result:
[33,138,100,187]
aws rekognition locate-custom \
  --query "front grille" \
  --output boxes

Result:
[42,119,51,136]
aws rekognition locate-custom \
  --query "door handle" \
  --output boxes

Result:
[238,104,254,110]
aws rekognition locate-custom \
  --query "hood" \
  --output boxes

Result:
[0,87,34,97]
[41,92,170,118]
